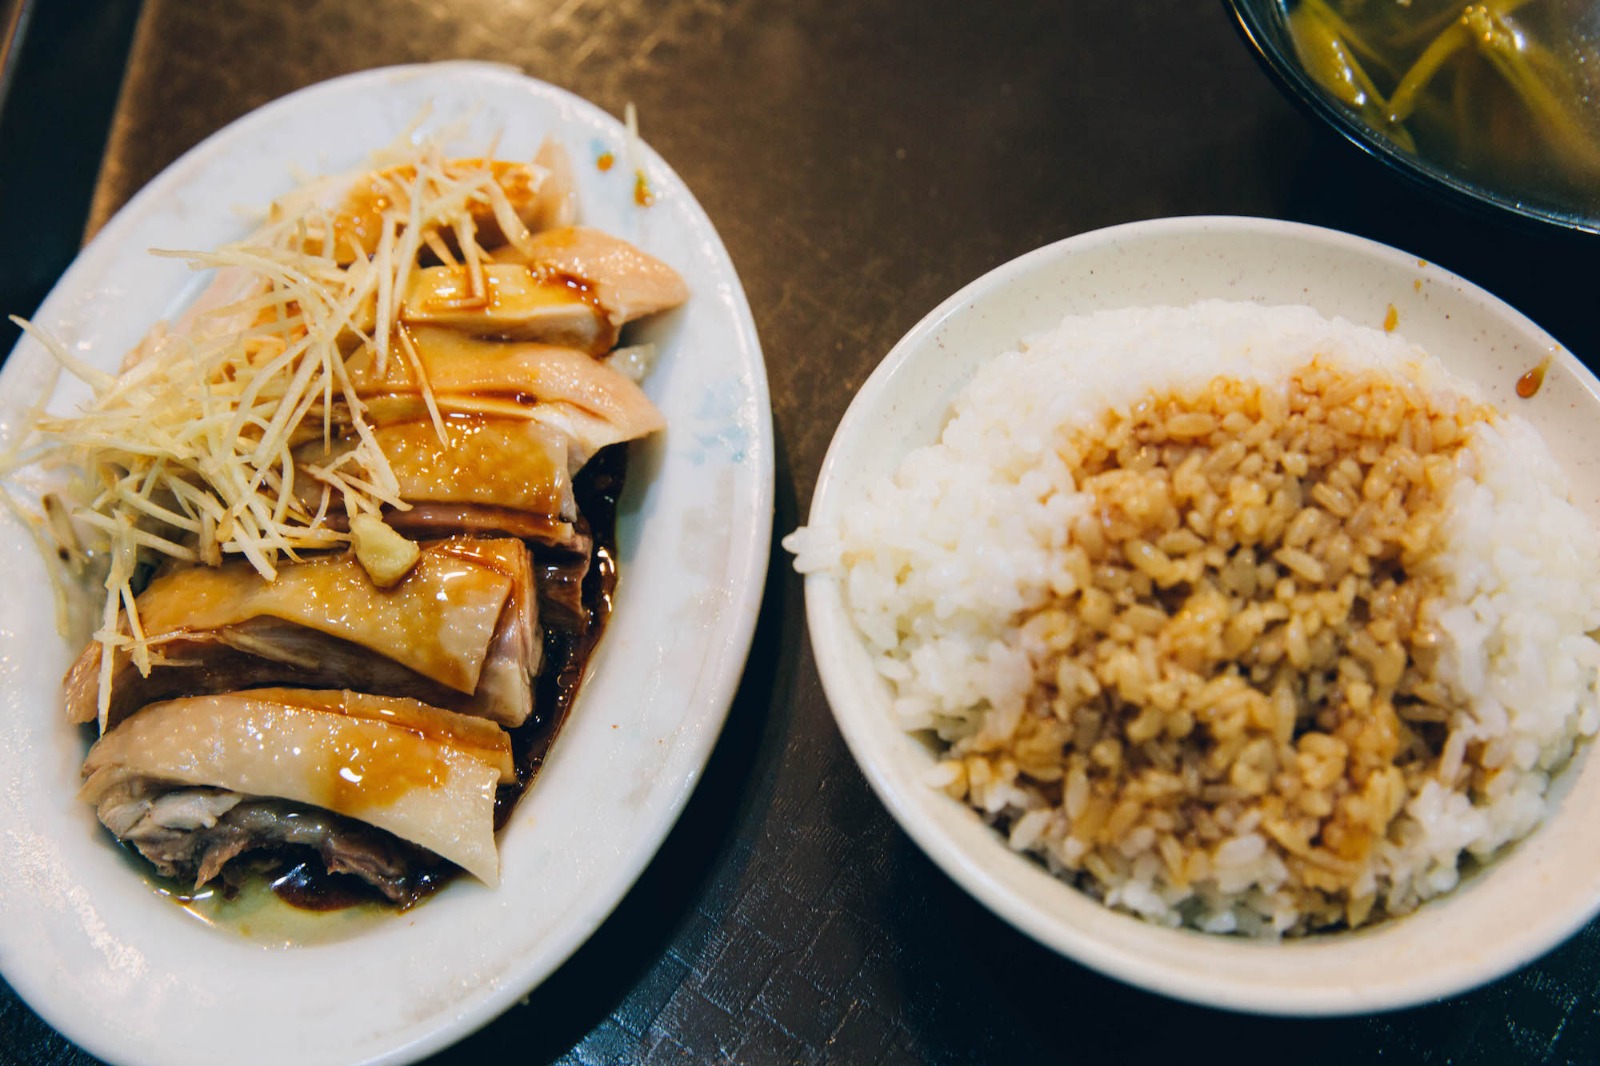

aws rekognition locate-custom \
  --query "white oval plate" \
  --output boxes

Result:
[802,216,1600,1015]
[0,63,772,1064]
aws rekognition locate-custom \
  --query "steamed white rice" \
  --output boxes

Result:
[788,300,1600,935]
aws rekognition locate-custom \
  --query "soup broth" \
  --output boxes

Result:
[1286,0,1600,216]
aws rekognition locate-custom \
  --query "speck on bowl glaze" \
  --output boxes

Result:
[802,216,1600,1015]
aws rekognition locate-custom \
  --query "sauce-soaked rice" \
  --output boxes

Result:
[934,361,1493,932]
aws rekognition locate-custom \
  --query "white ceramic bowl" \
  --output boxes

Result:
[800,216,1600,1016]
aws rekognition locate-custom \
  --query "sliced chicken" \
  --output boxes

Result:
[535,547,593,632]
[356,326,664,435]
[490,226,689,326]
[528,137,578,232]
[274,157,550,264]
[94,781,438,905]
[348,325,665,470]
[401,264,613,353]
[66,537,540,729]
[80,688,514,885]
[372,414,575,516]
[381,503,584,552]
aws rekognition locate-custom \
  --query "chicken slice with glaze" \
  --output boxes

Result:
[65,537,540,730]
[80,688,514,886]
[489,225,690,327]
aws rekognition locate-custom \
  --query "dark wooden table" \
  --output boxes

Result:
[4,1,1599,1063]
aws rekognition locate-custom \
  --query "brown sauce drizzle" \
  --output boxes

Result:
[532,267,601,309]
[1516,353,1554,398]
[529,266,619,353]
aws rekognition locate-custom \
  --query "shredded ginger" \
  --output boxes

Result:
[4,123,555,731]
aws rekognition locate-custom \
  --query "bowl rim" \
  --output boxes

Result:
[799,213,1600,1016]
[1221,0,1600,237]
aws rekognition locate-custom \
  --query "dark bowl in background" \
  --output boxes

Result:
[1222,0,1600,237]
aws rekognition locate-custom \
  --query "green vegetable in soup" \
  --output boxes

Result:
[1285,0,1600,214]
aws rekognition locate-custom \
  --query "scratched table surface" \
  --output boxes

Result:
[3,1,1600,1064]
